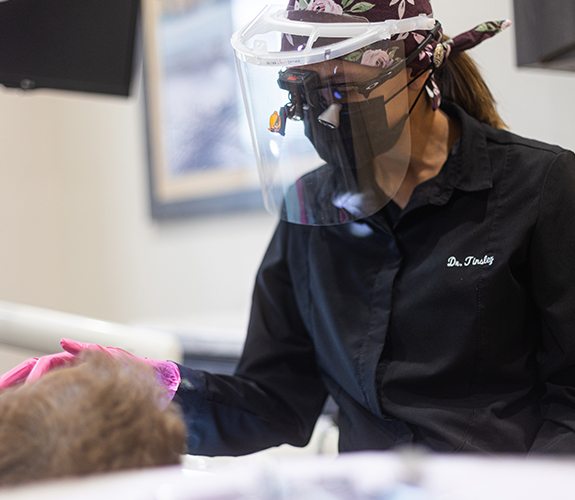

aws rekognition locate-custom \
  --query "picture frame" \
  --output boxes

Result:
[142,0,267,219]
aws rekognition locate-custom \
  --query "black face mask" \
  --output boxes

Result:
[303,96,409,172]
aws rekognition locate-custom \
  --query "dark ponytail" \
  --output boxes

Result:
[435,37,507,129]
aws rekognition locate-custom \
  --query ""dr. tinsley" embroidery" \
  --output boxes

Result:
[447,255,495,268]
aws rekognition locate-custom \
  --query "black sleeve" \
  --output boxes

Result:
[174,222,328,456]
[528,150,575,453]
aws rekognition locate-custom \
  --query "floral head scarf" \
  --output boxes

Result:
[286,0,511,109]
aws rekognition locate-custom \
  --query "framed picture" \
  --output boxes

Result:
[142,0,267,219]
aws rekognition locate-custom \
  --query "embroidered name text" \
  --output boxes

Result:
[447,255,495,268]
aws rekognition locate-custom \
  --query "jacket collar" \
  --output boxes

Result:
[440,101,494,193]
[411,100,494,209]
[370,101,495,222]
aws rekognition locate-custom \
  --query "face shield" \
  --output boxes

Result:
[231,6,437,225]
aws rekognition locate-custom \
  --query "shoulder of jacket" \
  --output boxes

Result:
[483,124,569,159]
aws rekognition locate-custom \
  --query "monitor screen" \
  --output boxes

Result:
[514,0,575,72]
[0,0,140,96]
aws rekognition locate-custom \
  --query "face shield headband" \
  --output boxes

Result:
[231,6,437,67]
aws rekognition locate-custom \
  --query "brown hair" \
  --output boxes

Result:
[0,351,187,488]
[434,36,507,130]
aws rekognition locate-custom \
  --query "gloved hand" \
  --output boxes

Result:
[59,338,181,402]
[0,351,76,389]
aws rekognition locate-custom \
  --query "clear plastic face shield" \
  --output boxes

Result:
[232,6,437,225]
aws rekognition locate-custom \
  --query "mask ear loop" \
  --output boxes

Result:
[409,67,435,114]
[381,63,434,108]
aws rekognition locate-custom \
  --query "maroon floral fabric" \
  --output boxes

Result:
[447,19,512,54]
[285,0,511,109]
[286,0,435,73]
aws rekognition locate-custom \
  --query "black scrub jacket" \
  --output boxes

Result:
[175,102,575,455]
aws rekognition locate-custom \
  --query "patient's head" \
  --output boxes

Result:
[0,350,187,487]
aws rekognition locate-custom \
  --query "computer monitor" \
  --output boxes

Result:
[514,0,575,72]
[0,0,140,96]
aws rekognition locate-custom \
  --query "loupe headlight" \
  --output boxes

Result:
[277,68,322,120]
[278,68,344,129]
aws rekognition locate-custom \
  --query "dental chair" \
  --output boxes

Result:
[0,301,183,373]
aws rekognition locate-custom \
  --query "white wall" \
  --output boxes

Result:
[434,0,575,152]
[0,83,276,327]
[0,0,573,331]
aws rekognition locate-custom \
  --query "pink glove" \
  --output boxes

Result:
[60,338,181,402]
[0,351,76,389]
